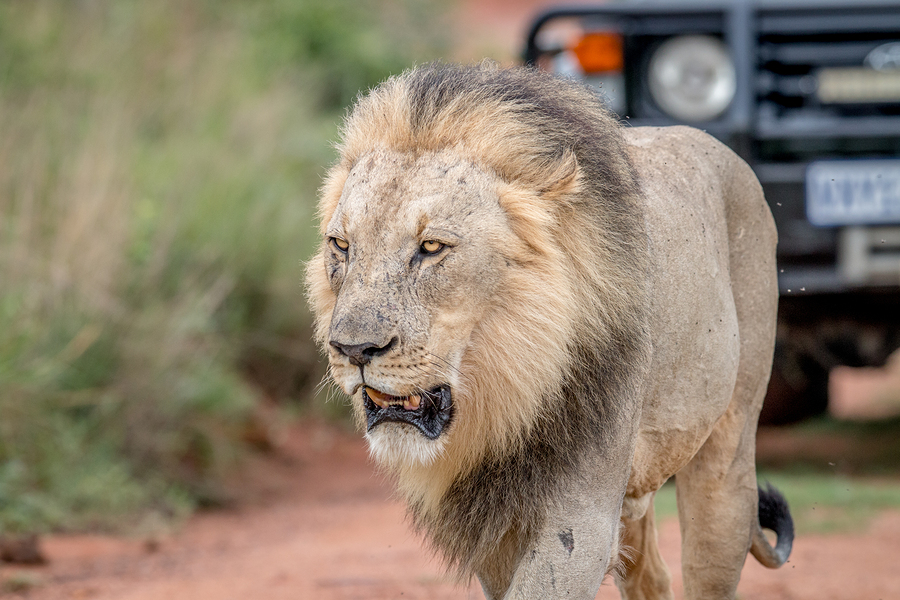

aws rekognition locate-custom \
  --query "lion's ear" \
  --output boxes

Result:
[539,150,580,199]
[496,150,581,258]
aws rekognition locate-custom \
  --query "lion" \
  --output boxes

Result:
[306,62,793,599]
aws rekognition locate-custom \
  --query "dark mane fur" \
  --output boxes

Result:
[413,338,640,578]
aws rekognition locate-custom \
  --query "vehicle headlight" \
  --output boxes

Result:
[648,35,736,122]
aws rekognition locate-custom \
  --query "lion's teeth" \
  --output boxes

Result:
[365,387,389,408]
[366,386,421,411]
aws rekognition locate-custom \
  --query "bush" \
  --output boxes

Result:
[0,0,446,533]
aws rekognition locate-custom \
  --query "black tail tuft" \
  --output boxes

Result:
[757,482,794,566]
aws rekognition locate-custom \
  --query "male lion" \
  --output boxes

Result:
[306,63,793,599]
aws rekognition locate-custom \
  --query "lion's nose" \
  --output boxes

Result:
[330,337,397,367]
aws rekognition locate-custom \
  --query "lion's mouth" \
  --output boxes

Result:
[363,385,453,440]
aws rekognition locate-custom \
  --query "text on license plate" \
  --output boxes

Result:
[806,160,900,226]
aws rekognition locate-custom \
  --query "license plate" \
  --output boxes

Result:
[806,160,900,226]
[817,67,900,103]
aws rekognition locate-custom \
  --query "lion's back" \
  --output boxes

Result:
[624,126,777,495]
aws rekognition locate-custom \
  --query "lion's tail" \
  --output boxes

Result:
[750,483,794,568]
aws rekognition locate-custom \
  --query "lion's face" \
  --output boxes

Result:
[318,148,516,466]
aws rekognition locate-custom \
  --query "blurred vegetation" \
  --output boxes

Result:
[758,415,900,476]
[0,0,447,533]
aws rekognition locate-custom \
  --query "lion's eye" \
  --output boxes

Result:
[420,240,444,255]
[331,237,349,253]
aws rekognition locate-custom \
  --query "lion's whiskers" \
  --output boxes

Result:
[424,351,463,378]
[314,364,335,395]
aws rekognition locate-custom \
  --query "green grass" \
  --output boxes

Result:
[653,470,900,534]
[0,0,446,534]
[653,416,900,534]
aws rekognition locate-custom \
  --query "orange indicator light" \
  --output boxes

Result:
[572,32,624,74]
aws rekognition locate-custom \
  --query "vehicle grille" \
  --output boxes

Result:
[755,5,900,150]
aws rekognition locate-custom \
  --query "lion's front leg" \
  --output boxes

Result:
[476,477,627,600]
[493,512,619,599]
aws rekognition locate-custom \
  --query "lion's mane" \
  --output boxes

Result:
[308,62,652,576]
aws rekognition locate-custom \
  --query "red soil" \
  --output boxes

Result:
[3,419,899,600]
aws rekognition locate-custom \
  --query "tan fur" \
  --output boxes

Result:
[306,63,786,599]
[309,64,646,514]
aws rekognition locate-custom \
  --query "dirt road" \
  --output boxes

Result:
[4,420,899,600]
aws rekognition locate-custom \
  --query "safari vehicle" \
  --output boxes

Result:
[524,0,900,423]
